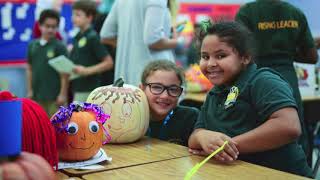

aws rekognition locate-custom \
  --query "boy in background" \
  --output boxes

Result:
[26,9,68,116]
[70,0,113,102]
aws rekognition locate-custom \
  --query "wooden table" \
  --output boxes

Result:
[56,171,83,180]
[302,95,320,102]
[82,155,312,180]
[62,137,190,177]
[56,171,69,179]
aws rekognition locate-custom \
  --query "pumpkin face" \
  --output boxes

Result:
[87,81,149,143]
[56,111,103,161]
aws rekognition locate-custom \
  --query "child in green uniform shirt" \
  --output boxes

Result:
[27,9,68,116]
[70,0,113,102]
[139,60,199,146]
[235,0,319,155]
[188,21,312,177]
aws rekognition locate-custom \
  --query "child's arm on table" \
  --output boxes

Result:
[232,107,301,154]
[188,128,239,162]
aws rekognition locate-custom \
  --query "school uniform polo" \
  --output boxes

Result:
[70,27,109,92]
[27,38,67,101]
[195,63,312,177]
[235,0,316,153]
[147,105,199,146]
[235,0,315,59]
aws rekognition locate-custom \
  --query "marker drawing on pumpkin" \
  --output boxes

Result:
[87,83,149,143]
[89,87,142,104]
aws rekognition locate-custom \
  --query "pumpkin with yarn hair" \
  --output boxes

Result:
[51,102,110,161]
[87,78,149,143]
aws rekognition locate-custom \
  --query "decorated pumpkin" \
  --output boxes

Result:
[0,152,56,180]
[87,78,149,143]
[51,102,110,161]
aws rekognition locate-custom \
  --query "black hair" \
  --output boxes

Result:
[72,0,97,18]
[38,9,60,25]
[197,20,255,59]
[141,60,184,86]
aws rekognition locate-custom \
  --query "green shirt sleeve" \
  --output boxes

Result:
[194,101,208,129]
[89,35,109,61]
[250,70,297,123]
[184,107,199,143]
[55,42,68,57]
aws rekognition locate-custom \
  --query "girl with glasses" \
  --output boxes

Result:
[139,60,199,146]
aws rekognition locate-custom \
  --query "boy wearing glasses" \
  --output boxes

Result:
[139,60,199,146]
[26,9,68,116]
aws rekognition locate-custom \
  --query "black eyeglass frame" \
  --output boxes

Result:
[144,83,183,97]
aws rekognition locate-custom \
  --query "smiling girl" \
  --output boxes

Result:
[140,60,199,146]
[188,21,311,177]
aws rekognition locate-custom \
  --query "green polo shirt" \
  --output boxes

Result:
[195,63,311,177]
[70,27,109,92]
[235,0,314,155]
[27,38,67,101]
[235,0,315,60]
[147,105,199,146]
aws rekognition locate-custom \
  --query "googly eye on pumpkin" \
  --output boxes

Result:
[67,122,78,135]
[89,121,99,133]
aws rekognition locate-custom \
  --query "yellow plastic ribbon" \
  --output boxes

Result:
[184,141,229,180]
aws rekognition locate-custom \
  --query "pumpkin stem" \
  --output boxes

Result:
[113,77,124,87]
[73,104,83,112]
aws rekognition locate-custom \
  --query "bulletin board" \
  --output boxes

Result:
[0,0,73,64]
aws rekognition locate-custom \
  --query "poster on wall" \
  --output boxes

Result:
[0,0,73,64]
[177,3,240,35]
[0,0,74,97]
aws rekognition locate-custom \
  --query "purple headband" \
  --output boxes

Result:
[51,102,111,144]
[51,102,110,132]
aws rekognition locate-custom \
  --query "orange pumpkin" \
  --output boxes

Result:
[51,103,109,161]
[87,78,149,143]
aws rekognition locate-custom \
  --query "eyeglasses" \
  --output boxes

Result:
[42,24,58,29]
[145,83,183,97]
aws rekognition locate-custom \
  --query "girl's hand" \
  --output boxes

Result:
[196,130,239,162]
[188,148,208,156]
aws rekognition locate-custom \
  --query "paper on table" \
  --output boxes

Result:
[48,55,80,80]
[57,148,112,170]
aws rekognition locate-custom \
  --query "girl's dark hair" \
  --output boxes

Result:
[197,20,255,58]
[72,0,97,18]
[141,60,185,86]
[39,9,60,25]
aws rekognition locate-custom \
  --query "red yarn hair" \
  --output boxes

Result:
[0,91,58,169]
